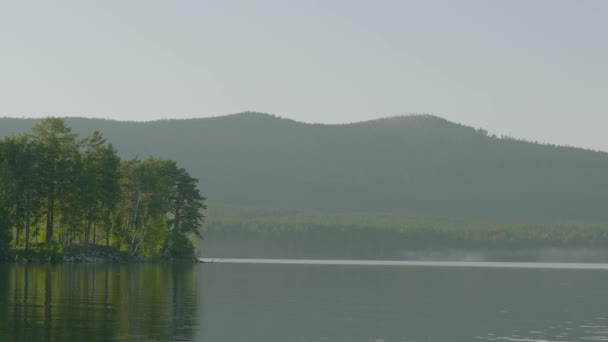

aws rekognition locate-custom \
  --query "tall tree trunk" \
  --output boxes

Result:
[105,223,110,247]
[105,209,111,247]
[92,222,97,245]
[46,178,54,244]
[14,226,20,247]
[24,204,30,251]
[85,219,91,248]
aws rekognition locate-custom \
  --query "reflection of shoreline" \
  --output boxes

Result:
[2,264,198,342]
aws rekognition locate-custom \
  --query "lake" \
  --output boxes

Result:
[1,262,608,342]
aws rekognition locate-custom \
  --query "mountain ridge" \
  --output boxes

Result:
[2,112,603,153]
[2,112,607,220]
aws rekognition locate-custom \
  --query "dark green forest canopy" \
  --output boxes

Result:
[2,113,606,220]
[0,118,206,258]
[203,204,608,252]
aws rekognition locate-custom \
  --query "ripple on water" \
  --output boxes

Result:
[482,317,608,342]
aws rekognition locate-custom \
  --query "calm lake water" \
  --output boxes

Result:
[2,262,608,342]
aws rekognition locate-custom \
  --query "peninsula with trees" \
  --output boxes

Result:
[0,118,206,262]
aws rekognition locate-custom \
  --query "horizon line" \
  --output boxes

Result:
[1,112,606,154]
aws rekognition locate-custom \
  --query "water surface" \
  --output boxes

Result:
[1,262,608,342]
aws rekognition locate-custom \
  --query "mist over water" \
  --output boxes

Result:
[398,248,608,263]
[200,232,608,263]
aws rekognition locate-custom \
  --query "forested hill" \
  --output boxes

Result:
[2,113,607,220]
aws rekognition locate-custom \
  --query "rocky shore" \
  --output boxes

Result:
[4,244,197,264]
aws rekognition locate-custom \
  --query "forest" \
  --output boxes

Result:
[2,112,607,220]
[203,205,608,251]
[0,118,206,261]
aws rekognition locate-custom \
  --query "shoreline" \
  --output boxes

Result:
[3,246,199,264]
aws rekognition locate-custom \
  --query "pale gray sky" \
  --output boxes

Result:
[1,0,607,151]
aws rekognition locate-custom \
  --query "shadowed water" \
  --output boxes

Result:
[1,262,608,342]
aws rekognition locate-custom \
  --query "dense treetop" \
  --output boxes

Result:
[1,113,607,220]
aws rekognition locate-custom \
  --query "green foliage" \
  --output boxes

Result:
[166,233,196,259]
[32,117,79,243]
[0,118,206,260]
[204,205,608,249]
[0,147,11,257]
[165,166,206,257]
[11,243,64,262]
[0,206,11,259]
[113,158,206,258]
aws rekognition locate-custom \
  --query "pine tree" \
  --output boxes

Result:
[166,167,206,257]
[32,118,78,244]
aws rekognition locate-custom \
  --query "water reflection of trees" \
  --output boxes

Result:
[1,264,198,342]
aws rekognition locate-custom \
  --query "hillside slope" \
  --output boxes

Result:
[2,113,607,219]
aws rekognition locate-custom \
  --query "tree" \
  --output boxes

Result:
[165,167,206,257]
[97,143,121,247]
[116,158,173,256]
[116,158,206,258]
[0,135,44,250]
[32,118,78,244]
[0,142,13,257]
[80,132,121,248]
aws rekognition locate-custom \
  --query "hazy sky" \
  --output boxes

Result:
[1,1,607,151]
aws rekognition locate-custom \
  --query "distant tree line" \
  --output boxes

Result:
[0,118,206,259]
[204,205,608,250]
